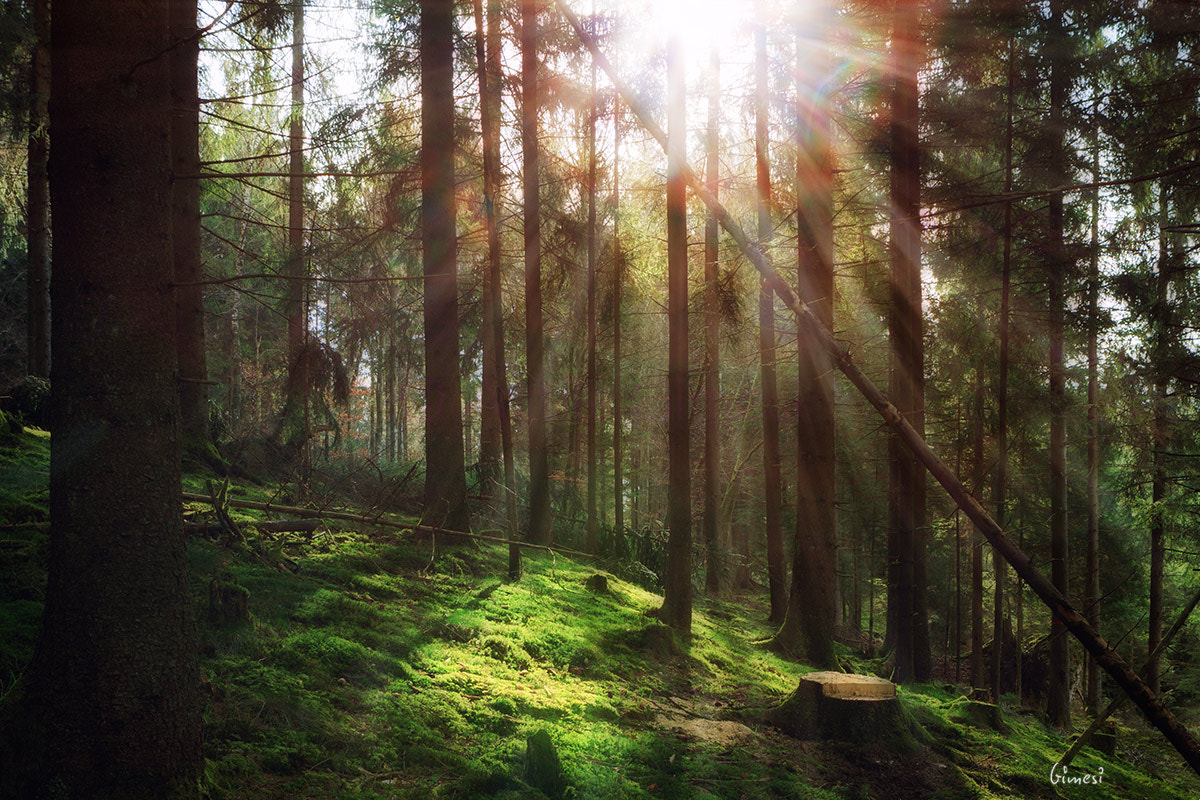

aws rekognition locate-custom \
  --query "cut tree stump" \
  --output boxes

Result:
[766,671,911,745]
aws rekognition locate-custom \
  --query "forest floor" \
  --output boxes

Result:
[1,427,1199,799]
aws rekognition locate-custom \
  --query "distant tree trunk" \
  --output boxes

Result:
[473,0,519,576]
[477,0,501,487]
[523,0,550,544]
[971,324,986,691]
[172,0,207,443]
[775,14,837,667]
[756,19,786,625]
[0,0,202,793]
[613,97,624,535]
[287,0,305,375]
[888,0,928,683]
[658,33,691,633]
[993,44,1015,705]
[1085,105,1101,713]
[386,328,396,460]
[1046,0,1070,729]
[586,30,598,554]
[703,46,722,594]
[1149,184,1171,697]
[25,0,50,379]
[421,0,469,533]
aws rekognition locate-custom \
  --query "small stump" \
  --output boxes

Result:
[952,700,1008,733]
[1091,721,1117,757]
[766,671,910,746]
[584,573,609,593]
[524,728,567,799]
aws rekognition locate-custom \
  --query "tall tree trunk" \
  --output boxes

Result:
[172,0,207,443]
[703,46,722,594]
[25,0,50,379]
[288,0,305,376]
[1149,184,1170,696]
[756,19,787,625]
[478,0,501,488]
[1085,103,1101,713]
[971,328,986,691]
[421,0,469,533]
[613,96,624,535]
[888,0,928,683]
[775,12,837,667]
[523,0,551,544]
[658,33,691,633]
[586,26,598,553]
[1046,0,1071,729]
[0,0,202,792]
[993,43,1016,704]
[473,0,519,576]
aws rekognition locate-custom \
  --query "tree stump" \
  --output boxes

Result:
[524,728,566,798]
[1091,720,1117,757]
[766,671,911,746]
[952,699,1008,732]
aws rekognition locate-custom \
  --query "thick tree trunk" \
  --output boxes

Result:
[477,0,501,484]
[659,34,691,633]
[887,0,928,683]
[524,0,551,544]
[25,0,50,379]
[775,13,837,667]
[421,0,469,534]
[560,4,1200,772]
[756,20,787,625]
[0,1,202,794]
[703,47,722,595]
[1046,0,1070,730]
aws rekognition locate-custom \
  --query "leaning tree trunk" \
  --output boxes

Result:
[421,0,469,534]
[0,0,202,794]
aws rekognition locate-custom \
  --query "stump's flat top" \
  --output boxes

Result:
[803,671,897,699]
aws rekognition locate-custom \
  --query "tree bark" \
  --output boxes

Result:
[775,13,837,667]
[971,294,986,692]
[25,0,50,379]
[703,46,722,594]
[0,0,202,793]
[524,0,551,545]
[1149,184,1170,697]
[658,33,691,633]
[756,19,787,625]
[613,96,624,536]
[421,0,469,534]
[287,0,306,376]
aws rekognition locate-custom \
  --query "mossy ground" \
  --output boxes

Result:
[1,428,1199,798]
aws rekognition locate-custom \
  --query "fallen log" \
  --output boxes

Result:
[186,519,322,535]
[553,0,1200,773]
[180,491,597,560]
